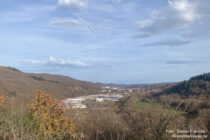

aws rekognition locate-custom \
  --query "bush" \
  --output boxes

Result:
[30,76,45,81]
[9,91,17,97]
[0,95,6,107]
[6,67,22,72]
[76,109,130,140]
[28,91,79,139]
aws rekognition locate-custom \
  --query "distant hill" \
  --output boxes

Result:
[98,83,174,90]
[0,66,101,99]
[154,73,210,97]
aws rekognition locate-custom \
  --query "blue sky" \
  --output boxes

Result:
[0,0,210,84]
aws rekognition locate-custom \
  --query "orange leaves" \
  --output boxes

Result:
[0,95,6,108]
[29,91,78,138]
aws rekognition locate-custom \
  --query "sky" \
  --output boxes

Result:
[0,0,210,84]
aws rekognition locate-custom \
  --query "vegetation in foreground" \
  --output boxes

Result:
[0,90,209,140]
[0,72,209,140]
[0,91,79,140]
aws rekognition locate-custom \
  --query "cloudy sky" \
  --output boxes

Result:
[0,0,210,84]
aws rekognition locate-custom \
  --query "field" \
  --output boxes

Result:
[133,97,189,117]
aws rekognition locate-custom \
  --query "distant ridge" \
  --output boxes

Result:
[0,66,100,99]
[154,73,210,96]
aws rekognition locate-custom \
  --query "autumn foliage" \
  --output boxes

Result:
[0,95,6,108]
[29,91,78,139]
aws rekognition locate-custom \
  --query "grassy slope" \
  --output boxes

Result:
[133,97,189,118]
[134,98,160,110]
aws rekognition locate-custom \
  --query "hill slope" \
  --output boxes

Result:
[154,73,210,97]
[0,66,100,99]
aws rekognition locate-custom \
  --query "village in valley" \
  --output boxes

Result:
[59,86,133,109]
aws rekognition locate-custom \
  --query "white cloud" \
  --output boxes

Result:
[50,17,95,33]
[23,56,91,68]
[58,0,87,9]
[168,0,199,22]
[181,0,210,39]
[136,0,200,38]
[48,56,90,67]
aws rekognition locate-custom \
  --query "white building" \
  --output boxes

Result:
[96,97,104,102]
[101,90,106,92]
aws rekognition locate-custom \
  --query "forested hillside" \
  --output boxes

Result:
[145,73,210,116]
[157,73,210,96]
